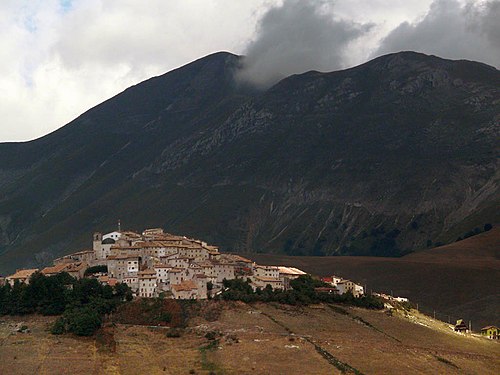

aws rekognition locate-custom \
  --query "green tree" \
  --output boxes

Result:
[64,306,102,336]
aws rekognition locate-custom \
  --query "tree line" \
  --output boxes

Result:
[0,272,132,336]
[219,275,384,309]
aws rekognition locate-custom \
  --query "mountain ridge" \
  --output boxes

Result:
[0,51,498,273]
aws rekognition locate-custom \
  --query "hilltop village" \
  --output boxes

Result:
[3,227,363,300]
[2,227,499,340]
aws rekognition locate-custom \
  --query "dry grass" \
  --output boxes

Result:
[2,300,498,375]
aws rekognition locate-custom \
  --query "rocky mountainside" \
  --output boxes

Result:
[0,51,498,273]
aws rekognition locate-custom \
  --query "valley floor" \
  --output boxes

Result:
[1,302,498,374]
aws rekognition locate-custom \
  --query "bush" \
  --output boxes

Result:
[218,275,384,310]
[205,331,219,341]
[51,317,66,335]
[166,328,182,338]
[159,312,172,323]
[1,271,132,337]
[65,307,102,336]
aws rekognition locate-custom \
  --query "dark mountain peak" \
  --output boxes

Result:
[0,51,498,273]
[365,51,499,84]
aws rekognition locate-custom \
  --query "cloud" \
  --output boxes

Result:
[0,0,275,142]
[0,0,496,142]
[236,0,373,88]
[375,0,500,67]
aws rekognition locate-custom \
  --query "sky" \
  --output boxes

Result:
[0,0,498,142]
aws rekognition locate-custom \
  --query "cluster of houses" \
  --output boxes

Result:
[2,228,308,300]
[319,275,365,297]
[453,320,499,339]
[1,227,498,339]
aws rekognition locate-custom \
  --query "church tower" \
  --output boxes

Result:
[93,232,103,256]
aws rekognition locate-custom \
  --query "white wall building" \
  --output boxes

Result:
[103,231,122,241]
[336,280,364,297]
[138,269,157,298]
[254,265,280,279]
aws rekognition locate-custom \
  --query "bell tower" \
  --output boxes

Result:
[93,232,103,255]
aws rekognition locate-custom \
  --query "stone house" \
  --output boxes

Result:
[212,261,236,283]
[171,280,198,299]
[138,269,157,298]
[107,255,139,280]
[193,274,208,299]
[278,266,306,290]
[41,264,71,277]
[254,265,280,279]
[251,276,284,290]
[6,269,39,286]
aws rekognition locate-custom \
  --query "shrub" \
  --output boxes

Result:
[64,307,102,336]
[166,328,182,338]
[205,331,219,341]
[51,317,66,335]
[159,312,172,323]
[218,275,383,310]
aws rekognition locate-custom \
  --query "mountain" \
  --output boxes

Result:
[0,51,498,273]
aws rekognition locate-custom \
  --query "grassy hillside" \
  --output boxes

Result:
[1,301,498,374]
[245,227,500,329]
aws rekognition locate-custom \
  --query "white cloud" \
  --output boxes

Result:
[375,0,500,67]
[0,0,275,142]
[236,0,374,88]
[0,0,496,142]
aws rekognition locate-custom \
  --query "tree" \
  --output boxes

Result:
[72,278,103,304]
[114,282,129,299]
[0,284,10,315]
[64,306,102,336]
[51,317,66,335]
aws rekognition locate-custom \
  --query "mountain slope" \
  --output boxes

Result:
[0,51,499,273]
[247,227,500,328]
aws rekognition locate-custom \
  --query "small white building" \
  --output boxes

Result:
[277,266,307,290]
[168,268,187,286]
[254,265,280,279]
[213,261,236,284]
[103,231,122,241]
[154,264,172,284]
[123,276,139,292]
[138,269,157,298]
[336,280,364,297]
[251,276,284,290]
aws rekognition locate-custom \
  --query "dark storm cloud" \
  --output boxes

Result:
[237,0,373,88]
[375,0,500,67]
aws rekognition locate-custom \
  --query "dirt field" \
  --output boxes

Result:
[244,228,500,328]
[1,301,498,375]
